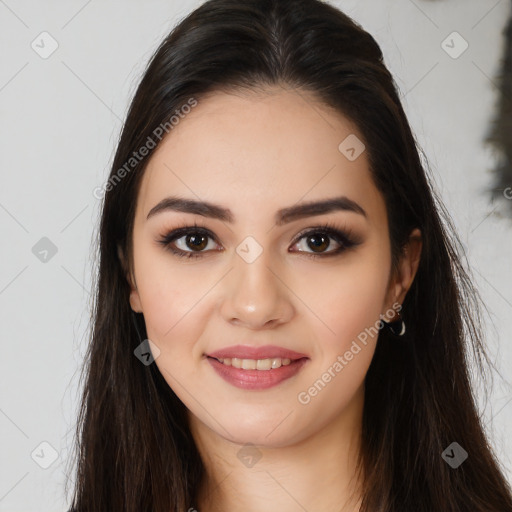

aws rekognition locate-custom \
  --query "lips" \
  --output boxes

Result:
[205,344,309,390]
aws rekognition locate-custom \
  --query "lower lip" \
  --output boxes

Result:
[207,357,309,390]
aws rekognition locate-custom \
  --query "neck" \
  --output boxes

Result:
[189,385,365,512]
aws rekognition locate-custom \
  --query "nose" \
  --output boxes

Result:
[219,246,295,330]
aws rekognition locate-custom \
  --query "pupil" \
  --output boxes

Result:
[187,234,207,251]
[309,234,328,252]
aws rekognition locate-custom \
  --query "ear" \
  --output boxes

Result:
[117,244,143,313]
[385,228,422,310]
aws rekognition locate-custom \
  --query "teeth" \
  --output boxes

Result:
[216,357,292,370]
[257,359,272,370]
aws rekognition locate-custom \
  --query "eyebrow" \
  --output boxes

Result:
[146,195,367,225]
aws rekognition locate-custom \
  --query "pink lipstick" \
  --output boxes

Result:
[206,344,309,390]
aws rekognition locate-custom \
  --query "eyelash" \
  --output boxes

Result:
[157,221,361,260]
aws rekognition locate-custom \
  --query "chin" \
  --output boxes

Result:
[205,409,309,448]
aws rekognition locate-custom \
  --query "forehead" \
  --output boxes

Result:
[136,87,385,224]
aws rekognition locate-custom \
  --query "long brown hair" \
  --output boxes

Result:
[66,0,512,510]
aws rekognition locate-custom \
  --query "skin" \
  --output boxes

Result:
[123,85,422,512]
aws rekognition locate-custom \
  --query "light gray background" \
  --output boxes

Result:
[1,0,511,510]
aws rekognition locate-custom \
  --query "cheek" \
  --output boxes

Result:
[138,274,210,357]
[138,268,211,387]
[132,239,210,356]
[297,253,391,356]
[292,257,390,425]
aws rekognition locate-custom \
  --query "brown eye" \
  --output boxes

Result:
[158,226,220,259]
[290,223,361,259]
[184,233,209,251]
[293,231,340,255]
[305,233,332,253]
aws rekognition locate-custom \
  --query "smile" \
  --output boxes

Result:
[206,356,309,390]
[213,357,292,370]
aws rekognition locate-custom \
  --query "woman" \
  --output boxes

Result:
[66,0,512,510]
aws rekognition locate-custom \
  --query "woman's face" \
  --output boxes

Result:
[127,87,405,447]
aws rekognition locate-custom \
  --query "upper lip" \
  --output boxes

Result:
[207,344,308,361]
